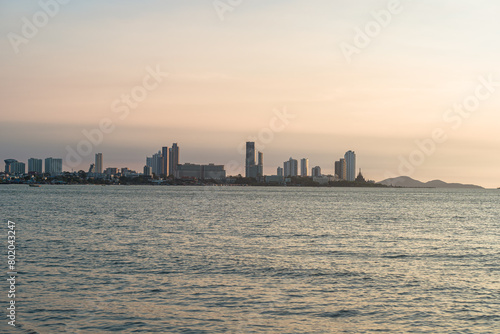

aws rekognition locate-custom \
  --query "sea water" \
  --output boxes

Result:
[0,185,498,333]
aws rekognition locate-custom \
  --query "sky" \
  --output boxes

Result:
[1,0,500,187]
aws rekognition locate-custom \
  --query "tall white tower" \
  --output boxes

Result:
[344,150,356,181]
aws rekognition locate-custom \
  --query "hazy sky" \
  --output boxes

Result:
[1,0,500,187]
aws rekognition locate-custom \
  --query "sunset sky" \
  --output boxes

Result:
[1,0,500,187]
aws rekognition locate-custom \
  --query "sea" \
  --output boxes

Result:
[0,185,499,333]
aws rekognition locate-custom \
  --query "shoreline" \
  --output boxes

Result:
[1,183,494,189]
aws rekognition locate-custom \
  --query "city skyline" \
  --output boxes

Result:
[2,141,358,181]
[2,1,500,187]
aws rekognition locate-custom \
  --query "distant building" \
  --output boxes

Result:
[248,165,260,178]
[151,151,163,176]
[28,158,43,174]
[45,158,62,175]
[258,152,264,177]
[176,163,201,179]
[300,158,309,177]
[355,169,366,183]
[244,142,262,179]
[162,146,170,176]
[169,143,180,177]
[203,163,227,180]
[175,163,226,180]
[143,165,152,177]
[245,142,255,177]
[265,175,284,184]
[104,168,118,175]
[245,142,257,178]
[95,153,103,174]
[88,163,96,173]
[312,166,322,177]
[284,158,298,177]
[277,167,284,177]
[121,168,137,177]
[9,161,26,175]
[344,150,356,181]
[335,159,347,180]
[313,175,334,185]
[4,159,18,173]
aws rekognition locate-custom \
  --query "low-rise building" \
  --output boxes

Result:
[175,163,226,180]
[313,175,335,185]
[265,175,284,185]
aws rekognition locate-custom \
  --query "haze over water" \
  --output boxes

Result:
[1,185,499,333]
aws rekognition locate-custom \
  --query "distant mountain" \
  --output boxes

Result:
[378,176,483,189]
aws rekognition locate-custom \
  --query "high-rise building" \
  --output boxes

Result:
[54,159,62,175]
[152,151,163,176]
[162,146,170,176]
[9,162,25,175]
[169,143,179,177]
[95,153,103,174]
[45,158,63,175]
[344,150,356,181]
[300,158,309,177]
[335,159,347,180]
[28,158,43,174]
[245,142,256,178]
[244,142,261,178]
[277,167,284,177]
[312,166,322,177]
[88,164,96,173]
[258,152,264,177]
[284,158,298,177]
[143,165,152,177]
[4,159,18,173]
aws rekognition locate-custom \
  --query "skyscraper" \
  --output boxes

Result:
[4,159,18,173]
[152,151,163,176]
[44,158,51,174]
[277,167,284,177]
[169,143,179,177]
[44,158,62,175]
[300,158,309,177]
[312,166,322,177]
[335,159,347,180]
[258,151,264,177]
[344,150,356,182]
[9,162,25,175]
[28,158,43,174]
[245,142,256,178]
[162,146,170,176]
[95,153,103,174]
[284,158,298,177]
